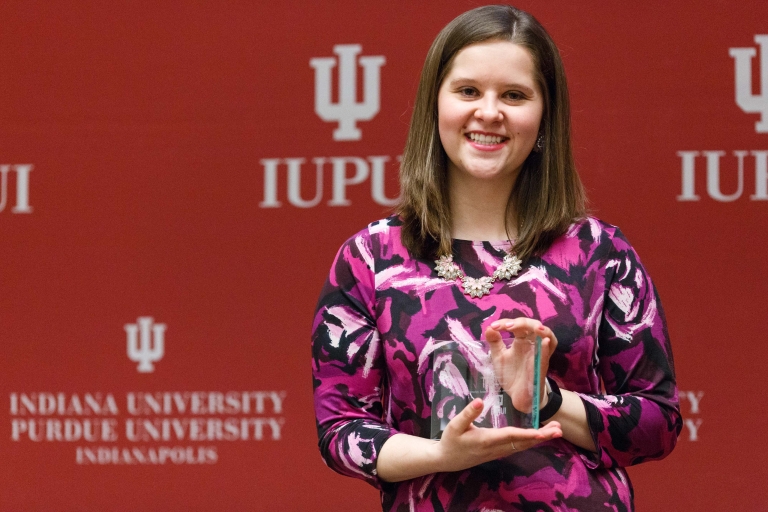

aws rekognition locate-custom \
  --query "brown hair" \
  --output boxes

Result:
[397,4,586,262]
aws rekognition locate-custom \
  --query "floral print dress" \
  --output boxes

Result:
[312,216,681,511]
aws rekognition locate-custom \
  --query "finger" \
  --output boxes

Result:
[445,398,484,434]
[491,317,524,333]
[533,431,562,443]
[535,325,558,351]
[494,424,563,446]
[541,336,557,359]
[506,318,539,339]
[474,423,563,456]
[484,326,505,360]
[474,426,537,448]
[535,421,563,438]
[521,426,563,445]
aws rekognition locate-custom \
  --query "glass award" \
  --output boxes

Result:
[429,335,542,440]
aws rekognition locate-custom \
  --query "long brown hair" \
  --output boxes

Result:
[397,4,586,262]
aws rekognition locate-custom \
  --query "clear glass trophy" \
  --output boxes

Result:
[429,335,542,440]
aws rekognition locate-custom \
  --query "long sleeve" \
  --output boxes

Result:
[311,230,397,489]
[576,228,682,468]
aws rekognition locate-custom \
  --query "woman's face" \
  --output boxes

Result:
[437,40,544,189]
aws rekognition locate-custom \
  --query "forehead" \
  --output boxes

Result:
[443,40,538,87]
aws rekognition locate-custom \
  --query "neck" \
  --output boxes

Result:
[449,174,518,241]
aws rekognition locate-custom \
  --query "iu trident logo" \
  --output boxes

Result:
[125,316,166,373]
[729,35,768,133]
[310,45,386,141]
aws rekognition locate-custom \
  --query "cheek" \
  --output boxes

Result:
[437,101,467,144]
[514,109,543,137]
[436,98,449,128]
[438,123,455,150]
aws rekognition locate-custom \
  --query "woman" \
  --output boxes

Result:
[312,5,681,510]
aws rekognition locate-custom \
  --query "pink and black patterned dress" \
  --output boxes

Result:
[312,215,681,511]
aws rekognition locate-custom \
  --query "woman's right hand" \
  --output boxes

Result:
[430,398,562,473]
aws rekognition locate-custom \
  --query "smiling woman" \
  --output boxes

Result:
[437,40,544,242]
[311,5,681,511]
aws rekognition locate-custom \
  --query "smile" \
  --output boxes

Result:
[466,132,508,145]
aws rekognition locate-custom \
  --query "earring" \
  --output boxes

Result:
[534,134,544,152]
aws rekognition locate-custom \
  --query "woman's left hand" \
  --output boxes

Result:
[485,318,558,412]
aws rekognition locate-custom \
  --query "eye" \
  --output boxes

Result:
[503,90,526,101]
[457,87,478,98]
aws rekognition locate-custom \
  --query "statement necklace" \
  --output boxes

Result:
[435,251,522,298]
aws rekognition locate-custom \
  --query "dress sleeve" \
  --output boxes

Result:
[576,228,682,468]
[311,231,398,489]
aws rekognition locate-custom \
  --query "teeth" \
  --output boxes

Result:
[468,133,504,145]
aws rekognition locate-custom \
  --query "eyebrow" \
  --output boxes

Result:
[446,77,536,95]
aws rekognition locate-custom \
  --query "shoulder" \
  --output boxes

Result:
[565,217,622,245]
[339,215,405,255]
[332,215,407,274]
[543,217,625,261]
[572,217,641,260]
[363,215,404,241]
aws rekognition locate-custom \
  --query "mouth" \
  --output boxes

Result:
[465,132,508,146]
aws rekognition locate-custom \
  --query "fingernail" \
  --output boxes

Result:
[538,325,545,331]
[490,321,501,329]
[473,399,482,410]
[506,320,515,329]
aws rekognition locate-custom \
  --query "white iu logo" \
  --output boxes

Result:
[310,45,386,141]
[729,35,768,133]
[0,164,33,214]
[125,316,166,373]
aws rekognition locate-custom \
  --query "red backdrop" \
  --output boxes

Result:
[1,1,767,510]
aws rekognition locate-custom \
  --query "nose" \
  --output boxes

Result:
[474,97,503,122]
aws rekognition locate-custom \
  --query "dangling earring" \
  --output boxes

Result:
[534,134,544,152]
